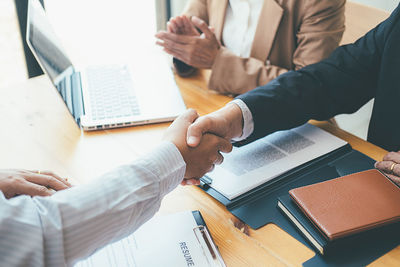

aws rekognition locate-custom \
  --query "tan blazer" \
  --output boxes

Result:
[179,0,345,95]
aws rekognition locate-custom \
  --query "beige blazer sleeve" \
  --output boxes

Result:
[209,0,345,95]
[292,0,346,70]
[182,0,209,22]
[208,47,288,95]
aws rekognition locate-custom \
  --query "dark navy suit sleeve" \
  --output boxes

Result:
[237,5,400,141]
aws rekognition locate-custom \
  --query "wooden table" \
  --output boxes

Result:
[0,69,399,266]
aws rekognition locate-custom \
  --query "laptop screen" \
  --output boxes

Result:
[26,0,74,84]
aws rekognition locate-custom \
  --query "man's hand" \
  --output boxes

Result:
[375,151,400,185]
[186,103,244,148]
[163,109,232,185]
[167,15,200,36]
[156,16,220,69]
[0,169,71,199]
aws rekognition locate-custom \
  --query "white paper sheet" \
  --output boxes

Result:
[75,211,216,267]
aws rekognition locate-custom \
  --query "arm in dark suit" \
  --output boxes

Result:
[237,5,400,142]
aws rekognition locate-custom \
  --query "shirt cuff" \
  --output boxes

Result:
[230,99,254,142]
[139,141,186,198]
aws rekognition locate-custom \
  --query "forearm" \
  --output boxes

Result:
[234,7,396,142]
[236,70,323,141]
[237,48,379,141]
[0,142,185,266]
[62,142,184,265]
[209,47,288,95]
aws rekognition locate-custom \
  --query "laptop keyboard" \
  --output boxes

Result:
[86,65,140,121]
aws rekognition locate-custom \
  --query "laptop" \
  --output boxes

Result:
[26,0,186,130]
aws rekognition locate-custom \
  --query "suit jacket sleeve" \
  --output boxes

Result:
[208,0,346,95]
[237,7,399,142]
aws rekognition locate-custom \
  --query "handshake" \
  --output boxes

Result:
[0,104,243,199]
[163,104,244,185]
[168,104,400,188]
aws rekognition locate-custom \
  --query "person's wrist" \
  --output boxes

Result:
[151,141,186,193]
[209,45,222,70]
[222,103,243,139]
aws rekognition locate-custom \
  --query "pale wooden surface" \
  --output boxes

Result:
[0,69,398,266]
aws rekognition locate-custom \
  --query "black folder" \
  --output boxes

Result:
[199,143,400,266]
[277,194,331,255]
[200,143,375,229]
[277,193,400,266]
[277,193,400,254]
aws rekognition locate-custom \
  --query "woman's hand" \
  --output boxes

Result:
[156,16,220,69]
[167,15,200,36]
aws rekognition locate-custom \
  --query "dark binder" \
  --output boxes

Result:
[277,194,329,255]
[199,137,400,266]
[198,141,400,266]
[277,194,400,264]
[199,143,375,229]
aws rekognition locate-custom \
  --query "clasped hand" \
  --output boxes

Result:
[156,16,220,69]
[163,109,233,185]
[181,105,400,187]
[0,169,71,199]
[163,103,245,185]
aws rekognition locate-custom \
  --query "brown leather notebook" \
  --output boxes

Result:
[289,169,400,241]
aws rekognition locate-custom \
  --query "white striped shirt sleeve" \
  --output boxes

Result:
[0,141,186,267]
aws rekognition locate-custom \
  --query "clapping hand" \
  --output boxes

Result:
[0,169,71,199]
[156,16,220,69]
[375,151,400,185]
[163,109,232,185]
[167,15,200,36]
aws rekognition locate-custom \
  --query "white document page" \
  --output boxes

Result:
[207,124,347,200]
[75,211,216,267]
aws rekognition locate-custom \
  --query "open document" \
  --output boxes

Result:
[75,211,225,267]
[205,124,347,200]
